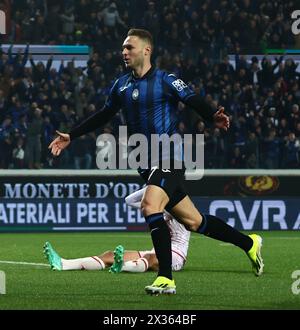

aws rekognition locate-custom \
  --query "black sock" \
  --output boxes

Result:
[145,212,172,280]
[198,214,253,252]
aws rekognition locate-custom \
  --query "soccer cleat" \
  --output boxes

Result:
[247,234,264,276]
[145,276,176,295]
[43,241,62,271]
[109,245,124,273]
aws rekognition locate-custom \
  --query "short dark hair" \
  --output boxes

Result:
[127,28,154,51]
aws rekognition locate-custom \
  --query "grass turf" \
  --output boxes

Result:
[0,231,299,310]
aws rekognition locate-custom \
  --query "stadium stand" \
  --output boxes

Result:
[0,0,299,169]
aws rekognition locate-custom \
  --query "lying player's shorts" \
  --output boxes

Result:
[138,248,186,271]
[138,167,187,209]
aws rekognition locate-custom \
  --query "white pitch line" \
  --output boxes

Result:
[0,260,50,267]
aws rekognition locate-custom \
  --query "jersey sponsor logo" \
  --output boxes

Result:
[172,79,188,92]
[132,88,139,100]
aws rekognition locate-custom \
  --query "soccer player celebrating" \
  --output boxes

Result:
[49,29,263,295]
[44,188,190,274]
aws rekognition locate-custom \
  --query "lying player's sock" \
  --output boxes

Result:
[62,256,105,270]
[122,258,149,272]
[197,214,253,252]
[125,189,143,209]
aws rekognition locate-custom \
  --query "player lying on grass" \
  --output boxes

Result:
[44,187,191,273]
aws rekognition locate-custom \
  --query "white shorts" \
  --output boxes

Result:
[138,248,186,271]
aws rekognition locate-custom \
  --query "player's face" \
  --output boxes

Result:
[122,36,147,69]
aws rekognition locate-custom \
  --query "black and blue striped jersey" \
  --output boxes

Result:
[104,66,196,166]
[70,65,216,168]
[105,66,195,138]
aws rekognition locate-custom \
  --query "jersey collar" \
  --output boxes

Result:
[131,65,156,81]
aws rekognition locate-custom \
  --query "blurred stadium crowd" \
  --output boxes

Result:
[0,0,299,169]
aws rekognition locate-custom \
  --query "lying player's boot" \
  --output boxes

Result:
[247,234,264,276]
[109,245,124,273]
[145,276,176,295]
[43,241,62,271]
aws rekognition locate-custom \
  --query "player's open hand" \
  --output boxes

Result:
[213,107,230,131]
[48,130,70,156]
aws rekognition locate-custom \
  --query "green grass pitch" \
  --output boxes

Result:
[0,231,300,310]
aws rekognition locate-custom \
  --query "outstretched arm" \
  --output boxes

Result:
[212,106,230,131]
[48,105,118,156]
[69,105,118,140]
[49,79,121,156]
[163,73,230,130]
[185,95,230,131]
[48,131,70,156]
